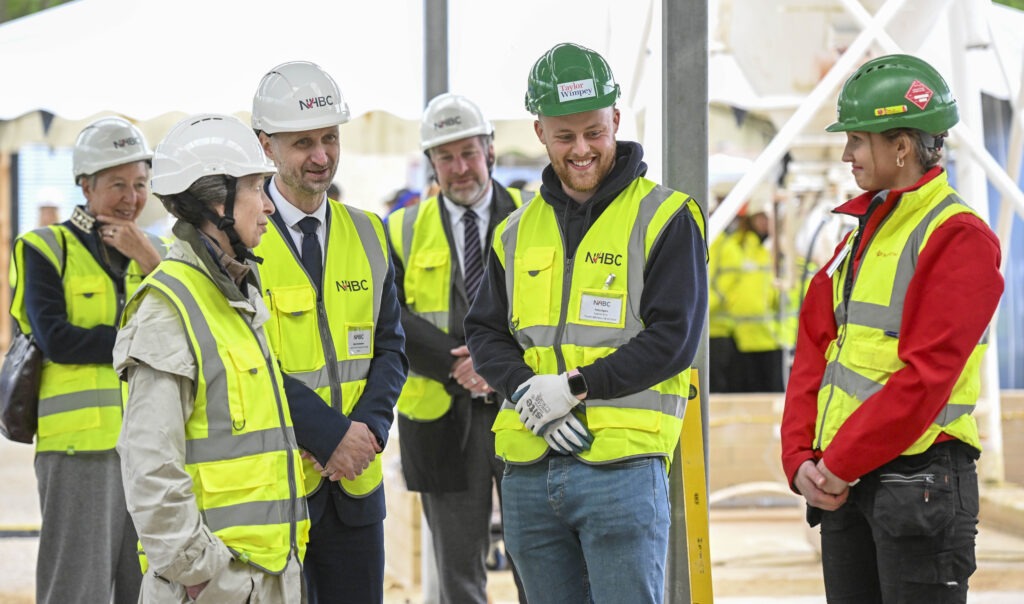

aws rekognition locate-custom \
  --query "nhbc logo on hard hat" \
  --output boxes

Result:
[434,116,462,131]
[112,137,142,149]
[299,95,335,111]
[558,79,597,103]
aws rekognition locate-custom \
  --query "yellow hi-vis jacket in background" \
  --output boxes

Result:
[491,178,704,467]
[817,173,983,456]
[255,198,390,498]
[121,258,309,574]
[711,229,781,352]
[10,225,160,454]
[387,190,524,422]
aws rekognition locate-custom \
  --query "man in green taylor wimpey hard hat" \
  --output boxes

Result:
[781,53,1003,603]
[464,41,710,604]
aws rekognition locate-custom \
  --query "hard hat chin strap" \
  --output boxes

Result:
[201,178,263,265]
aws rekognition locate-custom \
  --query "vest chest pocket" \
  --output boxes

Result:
[408,249,450,313]
[66,274,110,328]
[266,285,321,373]
[513,247,556,328]
[225,345,271,432]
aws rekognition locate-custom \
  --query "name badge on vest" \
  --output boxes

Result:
[579,289,626,327]
[347,323,373,357]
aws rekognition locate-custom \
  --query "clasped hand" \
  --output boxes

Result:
[512,373,579,435]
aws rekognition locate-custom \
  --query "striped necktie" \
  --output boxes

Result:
[462,208,484,301]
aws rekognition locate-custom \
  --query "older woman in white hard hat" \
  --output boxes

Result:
[9,116,164,604]
[114,114,308,603]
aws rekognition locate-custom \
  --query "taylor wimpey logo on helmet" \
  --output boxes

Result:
[904,80,933,111]
[558,79,597,103]
[299,95,334,110]
[112,137,141,149]
[434,116,462,130]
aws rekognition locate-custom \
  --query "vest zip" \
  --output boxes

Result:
[246,311,301,569]
[552,228,574,375]
[318,215,345,411]
[317,300,343,411]
[816,198,892,451]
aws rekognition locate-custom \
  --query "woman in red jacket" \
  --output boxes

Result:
[780,54,1003,603]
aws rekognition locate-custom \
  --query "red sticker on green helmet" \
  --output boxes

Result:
[905,80,933,110]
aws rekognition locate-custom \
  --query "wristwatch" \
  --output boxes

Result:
[567,371,588,397]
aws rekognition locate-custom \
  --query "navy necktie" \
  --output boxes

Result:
[298,216,323,292]
[462,209,484,301]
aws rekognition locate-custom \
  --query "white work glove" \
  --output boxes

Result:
[543,413,594,455]
[511,374,580,435]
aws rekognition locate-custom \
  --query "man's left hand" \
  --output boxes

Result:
[512,374,579,435]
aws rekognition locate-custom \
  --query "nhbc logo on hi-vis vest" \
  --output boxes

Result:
[299,95,335,110]
[336,279,369,292]
[585,251,622,266]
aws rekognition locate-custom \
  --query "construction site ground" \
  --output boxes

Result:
[3,439,1024,603]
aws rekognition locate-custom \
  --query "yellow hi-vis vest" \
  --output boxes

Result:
[707,236,734,339]
[492,178,705,467]
[254,198,389,498]
[388,190,524,422]
[122,260,309,573]
[816,172,983,455]
[713,230,780,352]
[10,225,161,454]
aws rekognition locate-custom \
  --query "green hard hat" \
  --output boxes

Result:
[525,43,620,117]
[826,54,958,135]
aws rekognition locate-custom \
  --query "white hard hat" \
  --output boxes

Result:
[151,114,277,196]
[252,61,350,134]
[420,93,493,152]
[72,117,153,184]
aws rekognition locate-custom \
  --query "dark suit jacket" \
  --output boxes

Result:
[392,184,520,492]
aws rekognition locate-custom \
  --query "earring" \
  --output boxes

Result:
[896,156,905,168]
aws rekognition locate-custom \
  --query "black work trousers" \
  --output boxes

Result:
[810,440,979,604]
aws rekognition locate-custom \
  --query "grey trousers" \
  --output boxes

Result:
[35,450,141,604]
[420,402,525,604]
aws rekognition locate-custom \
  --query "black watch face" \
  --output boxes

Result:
[569,374,587,395]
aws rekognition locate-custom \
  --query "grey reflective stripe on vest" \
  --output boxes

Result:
[823,361,886,404]
[831,194,976,425]
[287,358,372,391]
[31,227,65,268]
[350,210,387,321]
[500,207,527,330]
[204,497,309,532]
[499,390,685,418]
[400,203,422,267]
[38,388,121,417]
[151,272,293,464]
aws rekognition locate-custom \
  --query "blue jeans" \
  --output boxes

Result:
[501,455,670,604]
